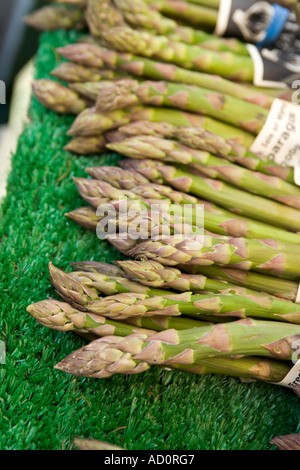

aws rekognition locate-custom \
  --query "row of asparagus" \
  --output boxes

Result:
[26,0,300,44]
[26,0,300,91]
[24,0,300,452]
[27,261,300,384]
[27,158,300,386]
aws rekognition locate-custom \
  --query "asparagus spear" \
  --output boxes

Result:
[121,159,300,232]
[65,206,101,231]
[57,44,271,108]
[57,334,292,381]
[103,27,254,81]
[95,79,268,134]
[24,5,86,31]
[70,259,284,301]
[146,0,219,28]
[70,261,125,277]
[64,136,107,155]
[32,80,88,115]
[119,232,300,279]
[85,0,127,37]
[180,0,220,7]
[86,166,150,189]
[27,299,208,336]
[69,81,118,101]
[118,260,298,299]
[49,262,300,323]
[55,319,300,377]
[27,299,155,337]
[69,106,254,148]
[75,175,300,245]
[51,62,127,83]
[114,0,177,34]
[107,136,300,209]
[116,121,294,182]
[182,265,299,302]
[68,266,177,296]
[115,0,249,55]
[70,260,299,304]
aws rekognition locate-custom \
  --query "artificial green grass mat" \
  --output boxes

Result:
[0,30,299,451]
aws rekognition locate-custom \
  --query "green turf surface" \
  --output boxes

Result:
[0,30,299,450]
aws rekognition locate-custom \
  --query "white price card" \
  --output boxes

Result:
[251,99,300,185]
[276,360,300,393]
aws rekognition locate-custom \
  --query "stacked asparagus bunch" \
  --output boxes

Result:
[28,160,300,386]
[29,0,297,169]
[26,1,300,393]
[27,261,300,384]
[25,0,300,36]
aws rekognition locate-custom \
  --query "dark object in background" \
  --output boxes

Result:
[0,0,45,123]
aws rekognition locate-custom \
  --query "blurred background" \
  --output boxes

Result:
[0,0,46,198]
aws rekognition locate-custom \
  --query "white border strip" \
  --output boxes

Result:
[214,0,232,36]
[296,283,300,304]
[247,44,288,89]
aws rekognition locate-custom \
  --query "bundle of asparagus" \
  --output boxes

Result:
[27,264,300,385]
[25,0,251,54]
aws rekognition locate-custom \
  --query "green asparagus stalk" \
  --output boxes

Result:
[68,266,177,296]
[70,261,125,277]
[114,0,178,34]
[167,26,249,55]
[64,136,107,155]
[115,0,249,55]
[27,299,155,337]
[57,44,271,108]
[75,175,300,245]
[69,81,118,101]
[70,259,281,300]
[117,230,300,278]
[116,121,294,183]
[95,79,268,134]
[103,27,254,81]
[71,260,298,304]
[68,107,159,136]
[270,434,300,450]
[107,136,300,209]
[85,0,127,37]
[51,62,127,83]
[32,80,88,114]
[28,299,209,339]
[181,0,220,8]
[24,5,86,31]
[70,260,299,304]
[86,166,150,189]
[182,265,299,302]
[55,319,300,377]
[142,0,248,54]
[118,260,298,299]
[65,206,101,231]
[121,159,300,232]
[47,0,87,7]
[56,334,292,381]
[69,106,254,148]
[146,0,219,28]
[49,262,300,323]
